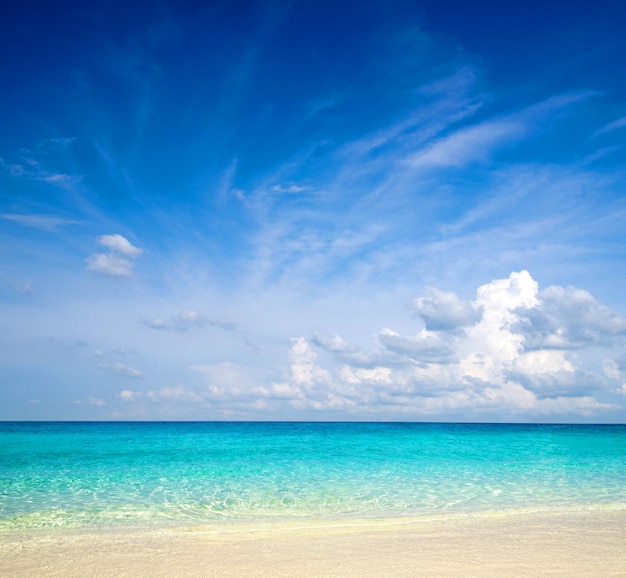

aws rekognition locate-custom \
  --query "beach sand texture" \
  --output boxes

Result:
[1,510,624,577]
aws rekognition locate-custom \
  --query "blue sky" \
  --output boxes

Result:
[1,0,626,421]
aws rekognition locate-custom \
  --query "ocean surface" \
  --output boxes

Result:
[1,422,625,532]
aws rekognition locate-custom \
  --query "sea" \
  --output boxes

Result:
[1,422,625,533]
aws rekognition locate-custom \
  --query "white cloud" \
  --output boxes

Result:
[98,363,143,378]
[86,253,135,277]
[98,234,143,257]
[86,234,143,277]
[114,364,142,378]
[340,365,393,384]
[459,271,539,370]
[120,386,210,404]
[603,358,626,397]
[378,329,455,363]
[603,358,621,381]
[266,271,624,419]
[312,333,352,353]
[515,285,626,350]
[271,183,311,194]
[412,287,482,331]
[289,336,331,386]
[39,173,82,187]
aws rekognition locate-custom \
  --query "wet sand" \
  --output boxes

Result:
[1,510,625,577]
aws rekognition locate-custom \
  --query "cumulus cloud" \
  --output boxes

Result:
[312,333,352,353]
[181,340,350,413]
[86,253,135,277]
[315,328,456,368]
[273,271,624,418]
[98,234,143,257]
[412,287,482,331]
[603,357,626,396]
[289,336,332,387]
[378,329,455,363]
[86,233,143,277]
[514,285,626,350]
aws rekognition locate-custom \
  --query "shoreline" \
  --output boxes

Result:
[2,509,624,577]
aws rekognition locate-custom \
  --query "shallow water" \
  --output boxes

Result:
[1,422,624,530]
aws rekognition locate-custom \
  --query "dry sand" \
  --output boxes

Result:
[1,510,625,577]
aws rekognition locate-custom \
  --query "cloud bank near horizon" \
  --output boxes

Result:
[109,271,625,421]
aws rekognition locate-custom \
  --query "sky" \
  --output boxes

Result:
[1,0,626,422]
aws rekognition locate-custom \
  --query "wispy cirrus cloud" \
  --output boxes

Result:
[239,81,604,294]
[406,91,595,170]
[594,115,626,136]
[1,213,80,230]
[407,119,523,169]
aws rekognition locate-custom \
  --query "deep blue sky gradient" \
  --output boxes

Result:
[1,0,626,421]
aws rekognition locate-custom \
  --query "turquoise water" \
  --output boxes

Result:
[1,422,625,531]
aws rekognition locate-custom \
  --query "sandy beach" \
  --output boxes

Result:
[1,510,624,577]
